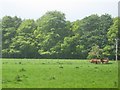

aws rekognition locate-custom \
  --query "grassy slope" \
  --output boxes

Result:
[2,59,118,88]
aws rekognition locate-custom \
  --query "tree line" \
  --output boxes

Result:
[0,11,119,59]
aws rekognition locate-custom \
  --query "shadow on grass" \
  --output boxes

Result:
[105,62,113,64]
[90,62,113,65]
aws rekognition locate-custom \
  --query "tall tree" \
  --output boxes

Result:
[9,19,39,58]
[2,16,22,57]
[35,11,69,58]
[71,15,101,58]
[103,17,120,59]
[99,14,113,48]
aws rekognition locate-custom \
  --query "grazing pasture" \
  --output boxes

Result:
[2,59,118,88]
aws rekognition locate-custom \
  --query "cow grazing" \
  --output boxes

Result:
[90,59,101,64]
[101,58,109,64]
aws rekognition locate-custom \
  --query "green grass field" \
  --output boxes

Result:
[2,59,118,88]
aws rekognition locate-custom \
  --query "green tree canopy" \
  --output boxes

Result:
[1,12,118,59]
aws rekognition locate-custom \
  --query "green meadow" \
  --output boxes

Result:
[2,59,118,88]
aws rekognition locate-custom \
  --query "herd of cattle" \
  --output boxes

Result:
[89,58,109,64]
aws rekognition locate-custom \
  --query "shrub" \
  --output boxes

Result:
[87,45,104,59]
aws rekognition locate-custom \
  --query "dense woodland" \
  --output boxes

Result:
[0,11,119,59]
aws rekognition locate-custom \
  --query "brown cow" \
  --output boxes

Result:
[90,59,101,64]
[101,58,109,64]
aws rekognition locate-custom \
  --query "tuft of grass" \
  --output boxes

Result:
[42,62,46,64]
[49,76,56,80]
[75,66,79,68]
[15,75,22,82]
[19,62,22,64]
[19,68,26,72]
[59,66,63,68]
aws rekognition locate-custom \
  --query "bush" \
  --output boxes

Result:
[87,45,104,59]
